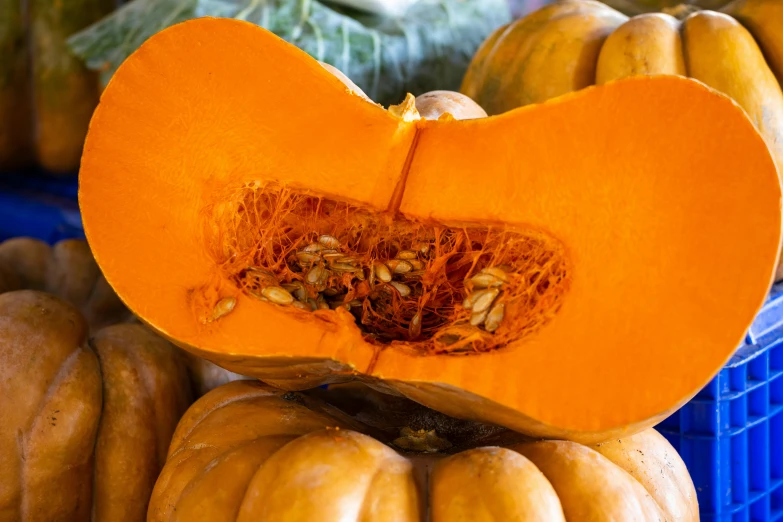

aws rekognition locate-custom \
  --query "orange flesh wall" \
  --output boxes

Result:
[79,17,782,442]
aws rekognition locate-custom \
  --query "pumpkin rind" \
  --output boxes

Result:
[79,18,782,442]
[0,237,132,329]
[0,290,193,521]
[148,380,698,521]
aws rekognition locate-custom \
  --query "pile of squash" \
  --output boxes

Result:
[0,0,116,173]
[3,0,783,518]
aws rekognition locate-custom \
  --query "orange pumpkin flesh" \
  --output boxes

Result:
[80,18,782,441]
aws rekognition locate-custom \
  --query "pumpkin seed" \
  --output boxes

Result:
[470,288,500,314]
[470,309,489,326]
[337,256,360,266]
[484,302,505,333]
[408,259,425,271]
[479,266,509,282]
[469,272,505,289]
[349,299,363,308]
[386,259,413,274]
[306,265,327,285]
[322,252,345,263]
[211,297,236,321]
[331,262,358,272]
[389,281,411,297]
[261,286,294,305]
[322,287,341,297]
[247,291,269,302]
[316,295,330,310]
[292,300,309,311]
[374,261,392,282]
[318,235,341,249]
[396,250,418,260]
[303,242,323,253]
[282,282,308,302]
[306,298,319,311]
[296,251,320,265]
[409,312,422,339]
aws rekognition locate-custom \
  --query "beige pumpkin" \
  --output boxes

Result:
[149,380,699,521]
[0,237,132,329]
[0,290,193,521]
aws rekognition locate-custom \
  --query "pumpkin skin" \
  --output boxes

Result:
[182,351,249,397]
[0,0,114,172]
[148,380,699,521]
[78,18,781,442]
[0,236,247,397]
[0,290,193,521]
[0,237,133,329]
[461,0,783,278]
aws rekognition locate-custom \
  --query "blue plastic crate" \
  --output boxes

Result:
[0,171,84,243]
[658,283,783,522]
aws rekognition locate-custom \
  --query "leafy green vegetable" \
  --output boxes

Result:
[68,0,510,106]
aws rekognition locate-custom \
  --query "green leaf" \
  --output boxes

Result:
[67,0,510,106]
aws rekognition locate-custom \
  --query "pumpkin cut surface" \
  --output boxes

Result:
[79,17,782,441]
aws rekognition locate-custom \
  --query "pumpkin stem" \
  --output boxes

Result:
[307,383,529,453]
[388,93,421,121]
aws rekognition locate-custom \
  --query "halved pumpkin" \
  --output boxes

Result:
[79,17,782,442]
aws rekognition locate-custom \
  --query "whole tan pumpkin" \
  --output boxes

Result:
[0,237,133,329]
[0,236,247,397]
[461,0,783,279]
[149,380,698,521]
[0,290,193,521]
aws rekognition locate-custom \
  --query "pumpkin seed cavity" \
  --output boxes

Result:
[204,183,570,355]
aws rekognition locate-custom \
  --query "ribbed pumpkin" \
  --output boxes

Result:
[0,0,114,172]
[0,290,193,521]
[0,237,132,329]
[0,235,247,398]
[461,0,783,277]
[78,18,781,442]
[149,380,699,521]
